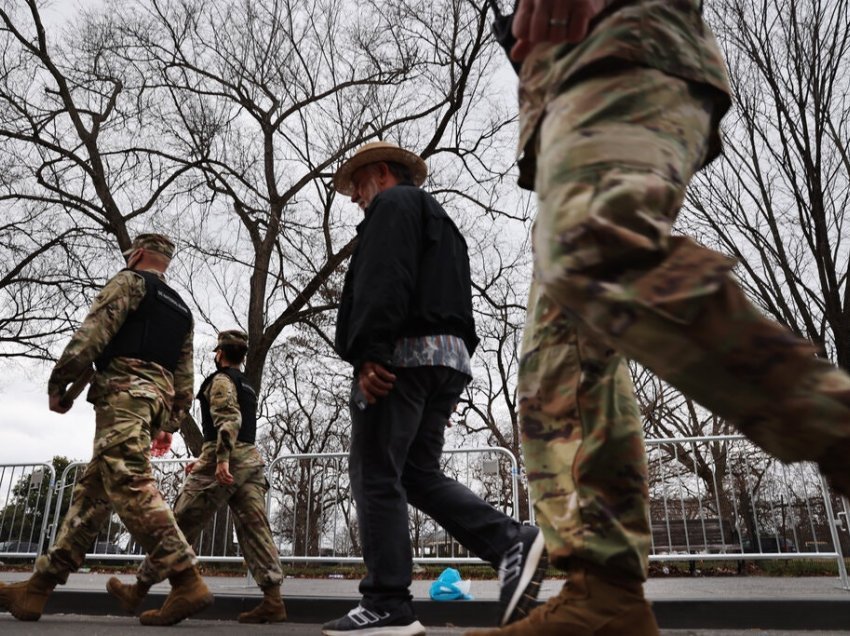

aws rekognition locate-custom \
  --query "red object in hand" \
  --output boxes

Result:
[151,431,173,457]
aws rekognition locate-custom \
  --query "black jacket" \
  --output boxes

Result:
[334,185,479,371]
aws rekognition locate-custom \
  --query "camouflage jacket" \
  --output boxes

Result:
[48,269,194,434]
[517,0,732,188]
[201,372,261,465]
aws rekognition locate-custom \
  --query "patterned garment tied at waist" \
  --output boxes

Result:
[391,334,472,379]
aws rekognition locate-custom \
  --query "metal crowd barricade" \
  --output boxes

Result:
[0,463,56,562]
[644,435,849,589]
[12,435,850,591]
[48,458,244,563]
[265,447,520,564]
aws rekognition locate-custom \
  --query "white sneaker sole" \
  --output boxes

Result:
[322,619,426,636]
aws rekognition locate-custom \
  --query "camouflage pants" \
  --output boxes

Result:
[37,391,195,583]
[520,66,850,582]
[137,445,282,589]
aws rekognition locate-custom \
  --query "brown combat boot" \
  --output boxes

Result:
[465,566,659,636]
[237,584,287,623]
[106,576,151,614]
[0,571,59,621]
[138,566,213,626]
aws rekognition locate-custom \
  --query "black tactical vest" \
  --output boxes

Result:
[95,270,193,373]
[198,367,258,445]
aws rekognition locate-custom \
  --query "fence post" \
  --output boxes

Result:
[34,465,56,572]
[819,476,849,590]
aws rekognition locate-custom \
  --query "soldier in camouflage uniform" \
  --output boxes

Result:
[107,329,286,623]
[0,233,213,626]
[468,1,850,635]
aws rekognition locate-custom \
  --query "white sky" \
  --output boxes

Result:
[0,372,95,464]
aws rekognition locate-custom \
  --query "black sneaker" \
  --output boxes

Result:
[498,524,548,625]
[321,602,426,635]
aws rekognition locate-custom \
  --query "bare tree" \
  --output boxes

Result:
[0,1,201,255]
[455,228,533,518]
[0,2,205,447]
[627,0,850,523]
[687,0,850,368]
[107,0,514,404]
[0,202,89,360]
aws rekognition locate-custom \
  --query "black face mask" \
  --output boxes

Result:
[214,352,224,371]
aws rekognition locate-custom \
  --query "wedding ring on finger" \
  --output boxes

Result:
[549,18,568,27]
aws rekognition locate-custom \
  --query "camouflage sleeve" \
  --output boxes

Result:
[207,373,241,463]
[47,271,146,396]
[163,320,195,433]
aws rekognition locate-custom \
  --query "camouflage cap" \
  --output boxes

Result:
[122,233,175,259]
[214,329,249,351]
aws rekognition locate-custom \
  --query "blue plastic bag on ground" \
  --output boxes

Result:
[429,567,474,601]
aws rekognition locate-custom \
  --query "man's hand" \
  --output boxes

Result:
[49,393,72,414]
[511,0,609,62]
[151,431,173,457]
[184,461,196,475]
[215,461,234,486]
[358,361,397,405]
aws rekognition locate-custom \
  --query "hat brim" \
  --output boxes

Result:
[121,245,173,259]
[333,146,427,196]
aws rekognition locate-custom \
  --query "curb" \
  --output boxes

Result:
[41,589,850,629]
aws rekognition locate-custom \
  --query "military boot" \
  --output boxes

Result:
[138,566,213,626]
[237,584,287,623]
[464,566,659,636]
[0,571,59,621]
[106,576,151,614]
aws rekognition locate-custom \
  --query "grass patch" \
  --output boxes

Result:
[3,559,847,579]
[648,559,846,577]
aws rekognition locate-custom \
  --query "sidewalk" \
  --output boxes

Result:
[2,571,850,629]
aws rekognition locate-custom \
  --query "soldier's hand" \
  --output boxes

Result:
[184,461,196,475]
[216,461,234,485]
[358,361,397,404]
[511,0,609,62]
[49,392,72,414]
[151,431,173,457]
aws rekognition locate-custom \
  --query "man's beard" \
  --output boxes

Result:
[359,177,381,210]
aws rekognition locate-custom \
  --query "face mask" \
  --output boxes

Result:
[214,351,224,371]
[126,249,142,269]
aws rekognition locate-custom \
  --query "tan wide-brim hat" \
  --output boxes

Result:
[333,141,428,196]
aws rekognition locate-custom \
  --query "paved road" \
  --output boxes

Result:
[1,615,848,635]
[4,572,850,631]
[4,570,849,600]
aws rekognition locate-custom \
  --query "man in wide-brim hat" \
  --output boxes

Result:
[332,140,427,199]
[323,142,547,636]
